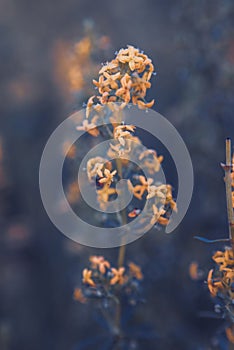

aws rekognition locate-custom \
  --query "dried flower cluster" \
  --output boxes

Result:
[208,248,234,302]
[207,248,234,342]
[92,45,154,108]
[204,144,234,345]
[72,46,177,340]
[77,45,155,140]
[86,151,176,222]
[74,46,177,226]
[74,256,143,306]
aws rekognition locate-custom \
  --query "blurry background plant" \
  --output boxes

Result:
[191,140,234,349]
[53,20,111,104]
[1,0,234,349]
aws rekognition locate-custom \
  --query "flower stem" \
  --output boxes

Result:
[222,138,234,252]
[118,240,126,267]
[115,146,127,335]
[114,105,127,268]
[115,157,127,267]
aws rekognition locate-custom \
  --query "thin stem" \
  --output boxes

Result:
[114,106,127,268]
[117,241,126,267]
[222,138,234,251]
[115,157,127,267]
[114,107,128,334]
[99,304,120,336]
[101,116,113,138]
[114,301,122,339]
[114,160,127,336]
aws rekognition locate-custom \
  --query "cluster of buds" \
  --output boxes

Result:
[76,45,156,139]
[207,247,234,343]
[208,248,234,308]
[92,45,155,108]
[74,256,143,306]
[128,178,177,226]
[80,44,177,220]
[86,129,176,223]
[86,156,118,210]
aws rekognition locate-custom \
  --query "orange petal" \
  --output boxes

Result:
[137,99,154,110]
[226,327,234,344]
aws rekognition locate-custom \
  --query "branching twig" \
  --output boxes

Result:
[222,138,234,252]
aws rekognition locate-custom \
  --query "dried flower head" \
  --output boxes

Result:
[128,262,143,280]
[207,247,234,322]
[113,124,136,146]
[99,169,117,187]
[76,119,99,137]
[86,45,155,111]
[86,157,109,181]
[128,176,154,200]
[89,255,110,274]
[139,149,163,174]
[74,256,144,308]
[226,326,234,344]
[82,268,96,287]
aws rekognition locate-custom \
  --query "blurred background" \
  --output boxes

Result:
[0,0,234,349]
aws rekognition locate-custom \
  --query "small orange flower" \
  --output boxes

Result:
[99,60,119,75]
[110,267,125,285]
[212,248,234,271]
[82,268,96,287]
[103,71,121,89]
[147,184,168,201]
[116,45,144,71]
[151,204,167,226]
[189,262,200,280]
[207,269,217,297]
[137,99,154,110]
[132,77,151,97]
[129,262,143,280]
[99,168,117,187]
[207,269,223,297]
[98,91,110,104]
[62,141,76,159]
[128,176,153,200]
[89,256,110,274]
[157,216,169,226]
[128,208,141,218]
[115,74,132,103]
[76,119,99,137]
[93,75,111,95]
[73,288,87,303]
[226,327,234,344]
[66,181,80,204]
[86,157,108,181]
[97,184,117,208]
[86,96,96,118]
[139,149,163,173]
[113,124,136,146]
[108,142,131,158]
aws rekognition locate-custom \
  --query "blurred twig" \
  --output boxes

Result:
[222,138,234,252]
